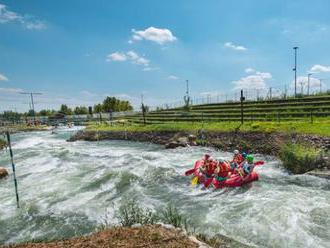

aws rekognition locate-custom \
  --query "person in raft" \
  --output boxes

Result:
[214,159,232,182]
[240,155,255,177]
[230,149,244,170]
[199,154,217,178]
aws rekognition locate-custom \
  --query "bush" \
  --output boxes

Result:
[279,143,324,174]
[116,199,190,229]
[117,199,157,227]
[159,204,189,229]
[0,138,6,150]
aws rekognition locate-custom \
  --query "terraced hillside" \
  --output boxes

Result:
[115,94,330,123]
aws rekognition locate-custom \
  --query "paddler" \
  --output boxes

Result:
[214,158,232,182]
[239,154,255,177]
[199,154,217,178]
[230,149,244,170]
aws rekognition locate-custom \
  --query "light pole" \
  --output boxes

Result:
[307,73,312,96]
[20,92,42,123]
[293,47,299,97]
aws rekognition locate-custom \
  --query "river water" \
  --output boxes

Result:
[0,128,329,247]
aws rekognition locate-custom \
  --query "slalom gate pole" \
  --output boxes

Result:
[6,131,20,208]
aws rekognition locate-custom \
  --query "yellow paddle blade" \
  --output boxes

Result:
[191,176,199,186]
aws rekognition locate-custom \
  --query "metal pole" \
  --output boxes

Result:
[293,47,299,98]
[240,90,244,124]
[6,131,20,208]
[307,73,312,96]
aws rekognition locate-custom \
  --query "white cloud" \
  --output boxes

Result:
[0,73,8,81]
[0,87,22,94]
[291,76,321,92]
[309,64,330,73]
[106,50,150,68]
[106,52,127,62]
[168,75,179,80]
[232,71,272,90]
[224,42,247,51]
[245,68,255,74]
[0,3,46,30]
[142,67,158,71]
[131,27,177,45]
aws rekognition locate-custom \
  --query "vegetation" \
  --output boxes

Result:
[279,143,324,174]
[115,198,189,229]
[87,120,330,137]
[98,96,133,113]
[0,138,6,150]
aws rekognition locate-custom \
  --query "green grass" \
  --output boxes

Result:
[87,119,330,136]
[279,143,324,174]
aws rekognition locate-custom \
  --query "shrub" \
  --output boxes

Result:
[279,143,324,174]
[0,138,6,150]
[117,198,157,227]
[158,204,189,229]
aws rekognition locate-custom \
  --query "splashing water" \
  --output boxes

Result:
[0,129,329,247]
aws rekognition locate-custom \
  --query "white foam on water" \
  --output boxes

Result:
[0,130,330,247]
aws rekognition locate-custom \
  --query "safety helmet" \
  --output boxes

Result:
[246,155,254,163]
[204,154,211,159]
[234,150,239,155]
[242,152,247,158]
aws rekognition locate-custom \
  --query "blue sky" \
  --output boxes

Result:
[1,0,330,112]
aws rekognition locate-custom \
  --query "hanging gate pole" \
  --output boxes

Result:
[6,131,20,208]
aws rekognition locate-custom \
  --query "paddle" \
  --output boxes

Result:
[185,168,195,176]
[191,176,199,186]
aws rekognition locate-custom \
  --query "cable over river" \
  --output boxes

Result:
[0,128,329,247]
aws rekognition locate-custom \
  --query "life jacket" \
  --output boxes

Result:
[203,160,216,177]
[215,161,231,179]
[232,154,244,164]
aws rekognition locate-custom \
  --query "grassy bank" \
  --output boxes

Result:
[279,143,325,174]
[87,120,330,137]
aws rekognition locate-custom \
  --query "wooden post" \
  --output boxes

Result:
[6,131,20,208]
[310,110,313,124]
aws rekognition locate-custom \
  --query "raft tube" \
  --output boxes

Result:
[212,171,259,188]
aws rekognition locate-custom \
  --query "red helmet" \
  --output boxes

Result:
[204,154,211,160]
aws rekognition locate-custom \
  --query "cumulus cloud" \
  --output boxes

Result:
[168,75,178,80]
[309,64,330,73]
[224,42,247,51]
[232,71,272,90]
[0,3,46,30]
[106,52,127,62]
[130,27,177,45]
[106,50,150,68]
[245,68,255,74]
[291,76,321,92]
[0,73,8,81]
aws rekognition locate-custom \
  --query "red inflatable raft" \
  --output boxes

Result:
[212,171,259,188]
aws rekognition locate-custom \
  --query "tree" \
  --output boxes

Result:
[93,104,103,113]
[60,104,72,115]
[74,106,88,115]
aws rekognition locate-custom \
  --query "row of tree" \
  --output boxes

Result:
[0,96,134,119]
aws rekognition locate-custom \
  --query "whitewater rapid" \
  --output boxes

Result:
[0,128,329,247]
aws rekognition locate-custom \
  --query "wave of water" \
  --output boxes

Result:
[0,129,329,247]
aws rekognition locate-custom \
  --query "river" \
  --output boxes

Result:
[0,128,329,247]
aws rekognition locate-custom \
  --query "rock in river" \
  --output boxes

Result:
[0,167,9,179]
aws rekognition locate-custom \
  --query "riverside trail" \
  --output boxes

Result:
[0,127,329,247]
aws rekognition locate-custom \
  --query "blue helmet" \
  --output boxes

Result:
[242,152,247,158]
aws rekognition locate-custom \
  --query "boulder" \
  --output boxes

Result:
[165,141,186,149]
[0,167,9,179]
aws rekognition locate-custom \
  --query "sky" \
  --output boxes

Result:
[1,0,330,112]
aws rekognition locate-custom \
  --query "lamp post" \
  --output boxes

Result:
[293,47,299,97]
[307,73,312,96]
